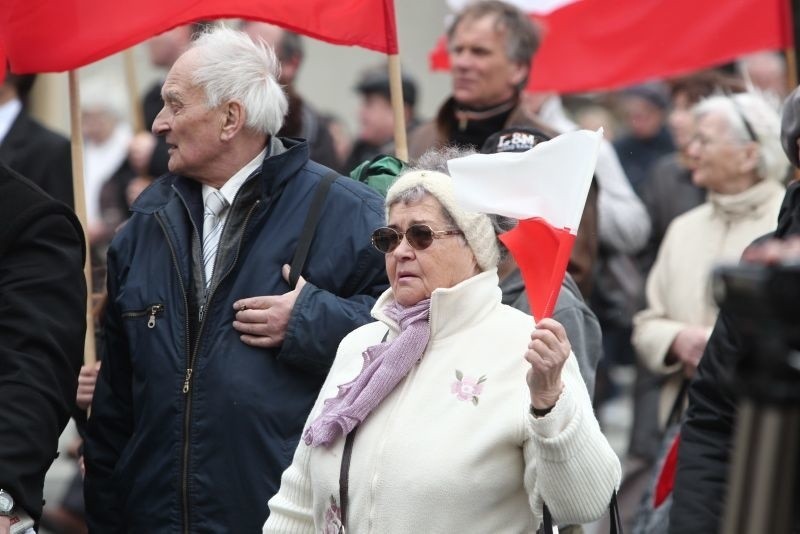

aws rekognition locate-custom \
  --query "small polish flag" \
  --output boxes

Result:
[447,129,601,320]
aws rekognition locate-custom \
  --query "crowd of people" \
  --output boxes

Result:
[1,1,799,533]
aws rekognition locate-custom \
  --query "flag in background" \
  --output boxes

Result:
[430,0,791,93]
[447,129,601,320]
[1,0,398,74]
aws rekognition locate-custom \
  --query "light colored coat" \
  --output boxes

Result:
[264,270,620,534]
[632,178,785,427]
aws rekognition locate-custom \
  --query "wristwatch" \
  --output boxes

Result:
[0,489,14,516]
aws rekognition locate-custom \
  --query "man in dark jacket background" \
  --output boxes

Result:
[669,85,800,533]
[0,163,86,531]
[84,26,388,533]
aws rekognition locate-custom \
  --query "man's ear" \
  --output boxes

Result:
[509,62,528,90]
[220,100,245,141]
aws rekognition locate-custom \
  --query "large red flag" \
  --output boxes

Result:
[2,0,398,74]
[430,0,791,93]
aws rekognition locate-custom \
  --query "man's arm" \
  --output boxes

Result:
[83,248,135,533]
[0,210,85,523]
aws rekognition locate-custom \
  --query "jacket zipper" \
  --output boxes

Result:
[164,196,261,534]
[155,212,193,534]
[121,304,165,329]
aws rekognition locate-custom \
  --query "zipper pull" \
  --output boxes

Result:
[198,305,204,323]
[182,368,193,394]
[147,305,162,329]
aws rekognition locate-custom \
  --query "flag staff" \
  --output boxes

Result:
[388,54,408,162]
[67,70,97,366]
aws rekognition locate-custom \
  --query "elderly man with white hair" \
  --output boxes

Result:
[632,92,788,430]
[83,26,388,533]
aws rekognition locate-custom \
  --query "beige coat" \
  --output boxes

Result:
[632,178,785,427]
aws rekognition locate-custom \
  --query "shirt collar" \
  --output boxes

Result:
[202,146,268,207]
[0,98,22,145]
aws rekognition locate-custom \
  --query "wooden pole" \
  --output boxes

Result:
[123,48,146,133]
[789,0,800,90]
[68,70,97,366]
[388,54,409,162]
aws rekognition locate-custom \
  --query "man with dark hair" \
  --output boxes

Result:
[344,64,419,172]
[243,21,341,171]
[0,162,86,533]
[0,71,73,206]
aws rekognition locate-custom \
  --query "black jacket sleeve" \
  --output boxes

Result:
[0,201,85,521]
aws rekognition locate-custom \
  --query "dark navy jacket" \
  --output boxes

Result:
[84,138,388,533]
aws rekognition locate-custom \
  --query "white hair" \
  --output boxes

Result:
[693,93,788,182]
[190,25,288,136]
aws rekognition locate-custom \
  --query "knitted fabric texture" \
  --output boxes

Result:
[303,298,432,448]
[385,170,500,271]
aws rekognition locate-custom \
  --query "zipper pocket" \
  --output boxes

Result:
[122,304,165,329]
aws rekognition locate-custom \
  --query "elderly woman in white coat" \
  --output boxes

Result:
[263,150,621,533]
[632,92,787,428]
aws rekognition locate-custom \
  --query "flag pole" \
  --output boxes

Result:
[388,54,408,162]
[68,70,97,366]
[787,0,799,89]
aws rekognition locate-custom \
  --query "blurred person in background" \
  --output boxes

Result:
[575,103,618,142]
[0,72,73,207]
[633,92,787,436]
[739,51,789,108]
[243,21,341,171]
[669,84,800,534]
[613,82,675,195]
[344,64,419,173]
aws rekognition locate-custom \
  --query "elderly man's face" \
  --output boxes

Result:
[385,195,479,307]
[152,49,226,183]
[449,15,527,109]
[687,111,750,192]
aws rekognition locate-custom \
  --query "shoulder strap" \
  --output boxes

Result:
[338,330,389,531]
[541,490,622,534]
[289,171,337,289]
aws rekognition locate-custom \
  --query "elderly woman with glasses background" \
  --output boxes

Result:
[632,92,788,431]
[263,149,621,533]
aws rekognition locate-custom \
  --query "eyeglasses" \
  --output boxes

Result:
[371,224,463,253]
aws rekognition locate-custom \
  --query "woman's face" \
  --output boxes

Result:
[686,110,752,193]
[385,195,480,307]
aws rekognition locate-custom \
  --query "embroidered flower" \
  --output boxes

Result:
[451,370,487,405]
[322,495,343,534]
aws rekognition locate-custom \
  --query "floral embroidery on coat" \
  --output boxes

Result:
[322,495,343,534]
[451,370,487,406]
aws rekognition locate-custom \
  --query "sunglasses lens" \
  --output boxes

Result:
[371,228,400,253]
[407,225,435,250]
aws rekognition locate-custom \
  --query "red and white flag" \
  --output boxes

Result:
[431,0,791,93]
[1,0,398,74]
[447,129,600,320]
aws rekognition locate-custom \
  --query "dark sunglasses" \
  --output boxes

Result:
[371,224,463,253]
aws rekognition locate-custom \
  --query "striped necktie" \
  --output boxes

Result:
[202,190,229,286]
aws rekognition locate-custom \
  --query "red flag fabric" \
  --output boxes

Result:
[1,0,398,74]
[429,0,791,93]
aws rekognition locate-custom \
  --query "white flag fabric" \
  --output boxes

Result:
[447,129,602,233]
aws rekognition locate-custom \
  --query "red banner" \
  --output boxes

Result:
[2,0,398,74]
[430,0,792,93]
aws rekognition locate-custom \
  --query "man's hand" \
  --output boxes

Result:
[77,362,101,411]
[742,236,800,264]
[525,318,570,410]
[669,326,709,378]
[232,264,307,348]
[0,515,9,534]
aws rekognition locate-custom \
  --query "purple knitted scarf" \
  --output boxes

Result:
[303,298,432,448]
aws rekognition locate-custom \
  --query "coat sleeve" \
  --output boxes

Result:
[83,247,134,533]
[668,310,740,534]
[0,210,85,521]
[552,290,602,400]
[631,225,687,375]
[278,188,388,376]
[523,355,622,526]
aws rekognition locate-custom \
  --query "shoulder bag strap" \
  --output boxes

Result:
[338,330,390,531]
[288,171,337,289]
[541,490,622,534]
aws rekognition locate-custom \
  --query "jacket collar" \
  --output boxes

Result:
[129,136,308,215]
[371,269,504,340]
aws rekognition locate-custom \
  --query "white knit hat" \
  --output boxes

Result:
[385,170,500,271]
